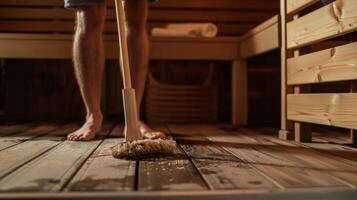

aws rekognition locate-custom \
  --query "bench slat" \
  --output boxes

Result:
[240,15,279,59]
[286,0,320,14]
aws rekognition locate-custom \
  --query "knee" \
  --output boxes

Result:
[126,19,146,36]
[76,6,106,35]
[125,1,147,35]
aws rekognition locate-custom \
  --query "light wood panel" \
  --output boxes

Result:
[286,0,320,14]
[287,0,357,49]
[287,93,357,129]
[287,42,357,85]
[240,15,279,59]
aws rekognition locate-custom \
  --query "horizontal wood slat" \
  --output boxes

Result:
[0,21,254,35]
[0,0,279,10]
[287,41,357,85]
[240,15,279,59]
[287,0,357,49]
[287,93,357,129]
[0,34,240,60]
[0,0,278,36]
[287,0,320,14]
[0,8,275,23]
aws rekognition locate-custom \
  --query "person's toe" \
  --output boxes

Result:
[67,133,75,141]
[79,134,92,141]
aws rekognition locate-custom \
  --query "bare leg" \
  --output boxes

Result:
[125,0,165,139]
[67,6,106,141]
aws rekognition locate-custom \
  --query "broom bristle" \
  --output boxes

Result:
[111,139,177,160]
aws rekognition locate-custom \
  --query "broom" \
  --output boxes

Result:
[111,0,176,160]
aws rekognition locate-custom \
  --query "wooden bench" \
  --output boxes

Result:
[233,15,280,125]
[279,0,357,144]
[0,0,279,125]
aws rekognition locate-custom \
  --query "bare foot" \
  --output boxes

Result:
[138,121,166,139]
[67,114,102,141]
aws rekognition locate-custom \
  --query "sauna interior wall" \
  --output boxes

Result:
[0,0,279,124]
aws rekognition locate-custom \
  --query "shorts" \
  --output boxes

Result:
[64,0,157,8]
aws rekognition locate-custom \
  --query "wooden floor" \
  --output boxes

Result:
[1,122,357,199]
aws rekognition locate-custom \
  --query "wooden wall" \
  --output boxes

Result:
[0,0,280,124]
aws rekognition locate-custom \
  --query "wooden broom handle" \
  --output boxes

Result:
[115,0,132,89]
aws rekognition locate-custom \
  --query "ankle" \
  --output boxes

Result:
[86,112,103,124]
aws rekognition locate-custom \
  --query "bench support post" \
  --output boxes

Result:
[232,60,248,126]
[279,0,294,140]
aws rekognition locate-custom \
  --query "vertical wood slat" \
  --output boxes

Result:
[292,13,312,143]
[232,61,248,126]
[279,0,294,140]
[294,86,312,142]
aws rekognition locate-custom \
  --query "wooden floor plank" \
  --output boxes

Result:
[138,125,208,191]
[169,124,278,191]
[0,124,79,180]
[0,124,59,151]
[66,125,136,192]
[253,128,357,188]
[191,125,348,189]
[0,123,113,192]
[0,123,33,137]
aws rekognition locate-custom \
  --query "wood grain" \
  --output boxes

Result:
[0,124,59,151]
[0,124,112,192]
[0,124,79,180]
[232,61,248,126]
[287,93,357,129]
[66,138,136,191]
[138,125,207,191]
[240,15,279,59]
[170,125,278,190]
[287,0,320,14]
[191,125,348,189]
[287,0,357,49]
[287,42,357,85]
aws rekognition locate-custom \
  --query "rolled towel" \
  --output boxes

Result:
[151,23,218,38]
[151,27,198,38]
